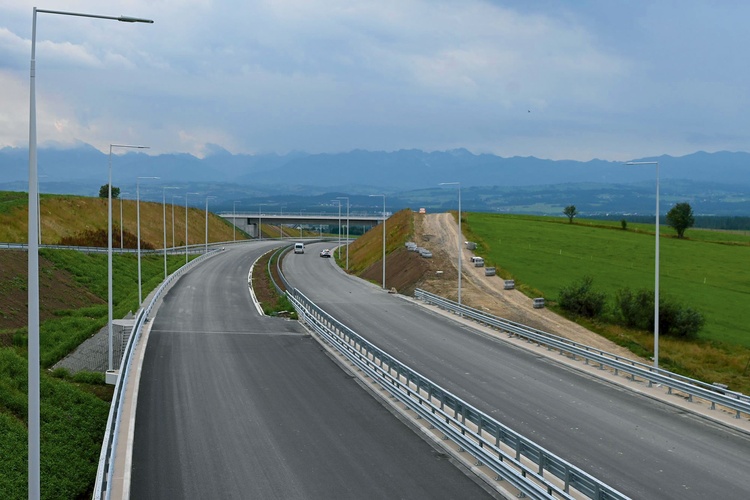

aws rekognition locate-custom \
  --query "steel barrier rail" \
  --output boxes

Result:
[269,245,292,295]
[414,289,750,420]
[92,248,223,500]
[1,242,220,254]
[286,288,629,500]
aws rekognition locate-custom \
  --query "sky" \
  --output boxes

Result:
[1,1,749,161]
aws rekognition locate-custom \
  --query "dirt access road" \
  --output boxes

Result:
[416,212,639,359]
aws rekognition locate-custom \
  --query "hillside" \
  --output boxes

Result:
[0,191,242,247]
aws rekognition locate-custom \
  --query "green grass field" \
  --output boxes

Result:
[463,213,750,348]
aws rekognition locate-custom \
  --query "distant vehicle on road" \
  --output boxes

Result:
[294,242,305,254]
[320,249,332,258]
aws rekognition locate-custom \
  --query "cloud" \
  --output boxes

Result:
[1,1,749,161]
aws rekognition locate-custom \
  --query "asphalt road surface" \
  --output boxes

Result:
[131,242,492,499]
[282,241,750,499]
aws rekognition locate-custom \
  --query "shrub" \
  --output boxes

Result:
[558,276,607,318]
[615,288,704,339]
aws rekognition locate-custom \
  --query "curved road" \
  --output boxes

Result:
[283,242,750,499]
[130,242,492,498]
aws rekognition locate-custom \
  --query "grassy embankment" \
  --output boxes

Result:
[461,212,750,393]
[0,191,239,498]
[343,209,414,275]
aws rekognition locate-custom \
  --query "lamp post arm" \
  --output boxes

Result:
[36,9,153,24]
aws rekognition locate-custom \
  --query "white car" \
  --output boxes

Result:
[320,249,332,258]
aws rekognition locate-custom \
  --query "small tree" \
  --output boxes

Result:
[666,202,694,238]
[99,184,120,199]
[558,276,607,318]
[620,219,627,230]
[563,205,577,223]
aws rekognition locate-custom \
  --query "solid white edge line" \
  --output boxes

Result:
[248,263,265,316]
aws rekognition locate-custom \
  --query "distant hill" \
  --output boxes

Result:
[2,145,749,215]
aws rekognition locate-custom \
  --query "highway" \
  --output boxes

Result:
[282,242,750,499]
[130,242,492,498]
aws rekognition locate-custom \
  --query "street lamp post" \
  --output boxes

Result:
[369,194,386,289]
[205,195,216,253]
[137,176,159,304]
[172,194,179,249]
[233,200,241,242]
[626,161,660,369]
[162,187,179,278]
[120,192,130,250]
[337,196,350,270]
[109,146,148,380]
[27,8,152,498]
[185,193,200,264]
[37,174,47,244]
[109,146,148,379]
[331,200,342,259]
[440,182,462,306]
[258,203,266,240]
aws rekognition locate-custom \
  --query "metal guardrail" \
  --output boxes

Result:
[92,248,223,500]
[268,245,292,296]
[286,288,629,500]
[1,241,214,255]
[414,288,750,420]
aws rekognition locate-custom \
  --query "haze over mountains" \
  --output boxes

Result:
[2,144,749,216]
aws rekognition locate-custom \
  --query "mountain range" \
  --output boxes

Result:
[1,144,749,216]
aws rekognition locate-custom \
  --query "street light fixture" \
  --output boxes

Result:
[205,195,216,253]
[440,182,462,306]
[137,176,160,305]
[626,161,661,369]
[185,192,200,263]
[369,194,386,289]
[27,8,152,498]
[162,187,179,279]
[233,200,241,242]
[337,196,350,270]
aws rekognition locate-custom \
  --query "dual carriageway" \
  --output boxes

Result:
[102,239,750,499]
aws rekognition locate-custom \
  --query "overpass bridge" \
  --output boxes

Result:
[219,211,385,238]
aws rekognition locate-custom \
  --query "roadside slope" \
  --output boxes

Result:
[353,211,642,359]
